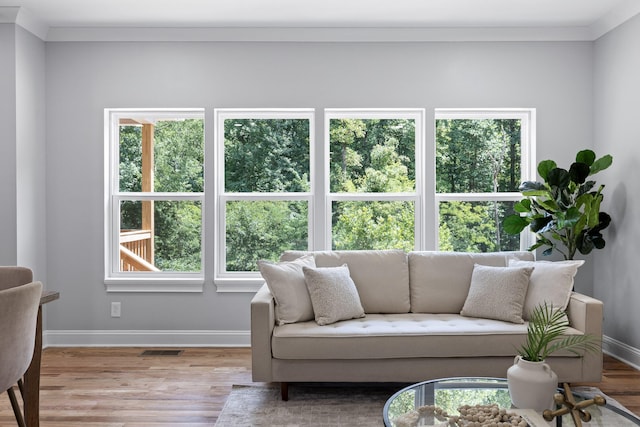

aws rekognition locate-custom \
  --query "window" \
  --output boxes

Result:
[215,109,313,288]
[434,109,535,252]
[214,108,424,290]
[326,109,424,251]
[105,109,205,292]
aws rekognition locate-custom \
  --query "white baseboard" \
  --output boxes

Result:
[44,329,250,348]
[603,335,640,371]
[42,331,640,371]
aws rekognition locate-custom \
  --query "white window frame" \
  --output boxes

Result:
[324,109,426,250]
[213,109,315,292]
[433,108,536,251]
[104,108,205,292]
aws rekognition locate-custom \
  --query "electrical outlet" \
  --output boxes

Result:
[111,302,121,318]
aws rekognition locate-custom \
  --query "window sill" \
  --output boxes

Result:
[104,277,205,293]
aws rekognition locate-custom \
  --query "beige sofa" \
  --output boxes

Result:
[251,250,603,400]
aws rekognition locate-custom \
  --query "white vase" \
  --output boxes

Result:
[507,355,558,411]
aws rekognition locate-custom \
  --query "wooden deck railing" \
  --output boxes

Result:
[120,229,159,271]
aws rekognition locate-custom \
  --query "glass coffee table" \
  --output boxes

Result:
[383,377,640,427]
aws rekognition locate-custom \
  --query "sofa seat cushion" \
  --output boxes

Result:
[271,313,583,360]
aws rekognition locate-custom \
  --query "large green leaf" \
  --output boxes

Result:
[588,193,602,228]
[590,154,613,175]
[522,189,551,197]
[577,181,596,197]
[538,160,557,181]
[577,231,595,255]
[546,168,570,189]
[594,212,612,232]
[514,199,531,212]
[503,214,529,234]
[530,216,552,233]
[569,162,590,184]
[537,198,560,213]
[576,149,596,166]
[557,206,581,229]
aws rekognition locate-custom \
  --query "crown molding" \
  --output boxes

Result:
[46,25,594,43]
[0,6,20,23]
[590,0,640,40]
[0,6,49,40]
[5,0,640,43]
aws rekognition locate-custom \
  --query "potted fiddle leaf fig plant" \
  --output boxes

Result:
[508,303,600,411]
[503,149,613,260]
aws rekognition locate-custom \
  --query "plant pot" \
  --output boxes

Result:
[507,355,558,411]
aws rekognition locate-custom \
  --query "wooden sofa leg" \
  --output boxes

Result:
[281,382,289,401]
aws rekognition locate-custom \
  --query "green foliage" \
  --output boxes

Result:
[154,201,202,271]
[225,119,309,192]
[330,119,415,193]
[222,118,310,271]
[436,119,521,193]
[225,201,307,271]
[439,201,520,252]
[154,119,204,192]
[503,149,613,260]
[436,119,522,253]
[118,115,530,273]
[329,119,416,251]
[119,119,204,272]
[332,201,414,251]
[518,302,600,362]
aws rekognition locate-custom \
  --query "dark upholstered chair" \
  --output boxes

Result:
[0,267,42,427]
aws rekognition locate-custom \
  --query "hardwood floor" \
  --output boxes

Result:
[0,348,638,426]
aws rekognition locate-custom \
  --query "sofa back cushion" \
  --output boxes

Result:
[408,251,535,313]
[280,250,410,314]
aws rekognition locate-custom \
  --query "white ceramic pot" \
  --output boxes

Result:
[507,355,558,411]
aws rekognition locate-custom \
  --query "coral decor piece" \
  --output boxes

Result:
[393,403,527,427]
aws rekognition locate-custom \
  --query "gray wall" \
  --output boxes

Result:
[0,24,18,265]
[593,14,640,360]
[43,40,594,343]
[16,25,47,280]
[0,24,47,279]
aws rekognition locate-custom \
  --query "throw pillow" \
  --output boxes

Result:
[258,255,316,326]
[460,264,534,324]
[508,259,584,320]
[302,264,365,326]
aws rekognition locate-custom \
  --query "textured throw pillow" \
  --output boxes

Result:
[258,255,316,326]
[460,264,534,324]
[509,259,584,320]
[302,264,365,326]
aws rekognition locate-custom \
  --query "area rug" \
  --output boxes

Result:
[215,383,399,426]
[215,384,637,427]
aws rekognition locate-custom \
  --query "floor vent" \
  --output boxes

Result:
[140,349,183,357]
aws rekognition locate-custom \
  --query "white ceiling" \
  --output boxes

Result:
[1,0,639,41]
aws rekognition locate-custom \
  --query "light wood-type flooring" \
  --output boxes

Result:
[0,348,638,426]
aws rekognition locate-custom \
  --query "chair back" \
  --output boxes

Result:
[0,281,43,391]
[0,267,33,291]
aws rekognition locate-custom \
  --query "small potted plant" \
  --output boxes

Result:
[503,149,613,260]
[508,302,600,411]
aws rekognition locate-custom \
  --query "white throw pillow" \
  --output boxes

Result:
[258,255,316,325]
[509,259,584,320]
[303,264,365,326]
[460,264,533,324]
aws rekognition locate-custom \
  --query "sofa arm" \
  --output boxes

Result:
[567,292,603,337]
[566,291,604,381]
[251,283,275,382]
